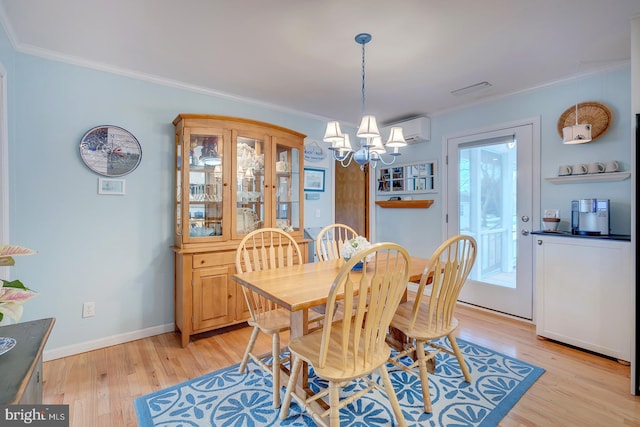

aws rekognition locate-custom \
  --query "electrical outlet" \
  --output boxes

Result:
[82,302,95,318]
[315,209,321,218]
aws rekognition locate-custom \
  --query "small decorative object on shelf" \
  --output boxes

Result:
[0,245,38,324]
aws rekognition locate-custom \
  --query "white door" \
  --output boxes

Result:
[445,119,539,319]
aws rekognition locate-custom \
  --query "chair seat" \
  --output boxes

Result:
[248,308,292,334]
[288,322,391,382]
[390,300,460,341]
[249,307,325,334]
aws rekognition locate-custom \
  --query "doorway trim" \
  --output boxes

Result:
[0,63,9,279]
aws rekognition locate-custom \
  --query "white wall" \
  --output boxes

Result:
[375,67,632,258]
[0,25,335,358]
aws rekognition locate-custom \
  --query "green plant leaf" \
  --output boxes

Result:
[1,279,28,290]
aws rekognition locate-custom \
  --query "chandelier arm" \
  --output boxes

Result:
[340,153,354,168]
[332,150,354,167]
[374,154,398,166]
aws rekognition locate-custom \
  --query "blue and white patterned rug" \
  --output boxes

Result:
[135,338,544,426]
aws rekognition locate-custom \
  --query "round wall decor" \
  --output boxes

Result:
[79,125,142,176]
[556,101,612,142]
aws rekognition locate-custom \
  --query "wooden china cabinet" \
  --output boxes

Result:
[172,114,307,347]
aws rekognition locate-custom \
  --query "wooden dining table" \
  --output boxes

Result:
[231,254,429,389]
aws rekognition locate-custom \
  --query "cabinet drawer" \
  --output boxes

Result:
[193,251,236,268]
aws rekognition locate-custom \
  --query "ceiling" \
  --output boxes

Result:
[1,1,639,126]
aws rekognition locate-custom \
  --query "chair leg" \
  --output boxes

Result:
[239,326,260,374]
[272,332,281,408]
[378,365,407,427]
[280,356,302,420]
[329,381,340,426]
[448,334,471,382]
[415,340,433,413]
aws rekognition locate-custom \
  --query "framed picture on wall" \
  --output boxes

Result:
[303,168,325,192]
[98,178,126,195]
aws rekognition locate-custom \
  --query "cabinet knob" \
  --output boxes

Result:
[537,239,543,245]
[520,229,530,236]
[223,183,228,187]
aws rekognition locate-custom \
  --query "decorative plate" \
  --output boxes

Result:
[0,337,16,356]
[79,125,142,177]
[556,101,612,142]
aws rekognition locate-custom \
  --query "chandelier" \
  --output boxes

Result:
[324,33,406,169]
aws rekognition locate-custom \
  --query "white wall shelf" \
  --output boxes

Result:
[545,171,631,184]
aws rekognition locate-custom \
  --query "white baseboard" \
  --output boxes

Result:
[43,323,175,361]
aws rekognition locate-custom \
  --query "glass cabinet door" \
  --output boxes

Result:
[234,131,265,238]
[274,137,301,233]
[183,128,226,241]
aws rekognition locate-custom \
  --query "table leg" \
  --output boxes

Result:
[387,286,411,352]
[289,309,309,389]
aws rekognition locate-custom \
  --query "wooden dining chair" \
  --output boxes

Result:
[235,227,305,408]
[313,223,358,318]
[315,223,358,262]
[280,242,410,427]
[387,234,477,413]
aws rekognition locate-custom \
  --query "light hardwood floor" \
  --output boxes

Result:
[43,304,640,426]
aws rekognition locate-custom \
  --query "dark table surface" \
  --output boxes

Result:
[0,317,55,404]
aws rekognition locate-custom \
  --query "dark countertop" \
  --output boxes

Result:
[531,230,631,241]
[0,317,55,404]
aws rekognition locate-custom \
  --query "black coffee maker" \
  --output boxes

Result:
[571,199,610,235]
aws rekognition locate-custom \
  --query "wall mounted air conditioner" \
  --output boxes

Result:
[381,116,430,144]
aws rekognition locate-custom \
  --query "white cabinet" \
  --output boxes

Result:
[535,234,632,362]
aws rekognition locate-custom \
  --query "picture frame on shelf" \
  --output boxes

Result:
[303,167,325,192]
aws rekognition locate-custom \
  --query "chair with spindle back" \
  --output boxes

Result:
[315,223,358,262]
[387,234,477,413]
[235,227,304,408]
[280,242,410,426]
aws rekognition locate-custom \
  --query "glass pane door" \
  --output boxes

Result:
[275,141,300,232]
[187,132,223,239]
[235,135,265,236]
[446,123,536,320]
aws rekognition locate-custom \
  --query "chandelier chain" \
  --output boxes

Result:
[361,38,366,118]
